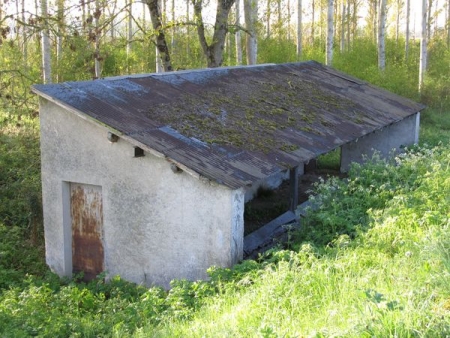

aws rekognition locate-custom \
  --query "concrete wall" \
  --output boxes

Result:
[39,99,244,288]
[340,113,420,172]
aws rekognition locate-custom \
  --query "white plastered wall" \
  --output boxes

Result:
[39,99,244,288]
[340,113,420,172]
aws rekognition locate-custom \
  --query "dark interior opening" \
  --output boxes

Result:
[134,147,145,157]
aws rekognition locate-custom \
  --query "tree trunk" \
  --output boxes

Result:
[347,1,350,49]
[340,1,345,52]
[147,0,172,72]
[41,0,51,83]
[326,0,334,66]
[81,0,87,34]
[427,0,432,41]
[447,0,450,48]
[277,0,282,37]
[127,0,133,58]
[244,0,257,65]
[266,0,271,38]
[351,0,357,42]
[373,0,378,42]
[420,0,428,93]
[311,0,315,44]
[396,0,401,44]
[405,0,410,58]
[193,0,236,68]
[22,0,28,66]
[186,0,190,58]
[297,0,302,59]
[378,0,386,70]
[235,0,243,65]
[94,0,101,78]
[171,0,175,49]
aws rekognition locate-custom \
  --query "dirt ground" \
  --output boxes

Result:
[244,168,346,236]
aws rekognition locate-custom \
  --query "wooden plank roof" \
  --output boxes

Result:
[33,61,425,189]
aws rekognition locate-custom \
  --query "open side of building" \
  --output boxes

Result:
[33,61,424,288]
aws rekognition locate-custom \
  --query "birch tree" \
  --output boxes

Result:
[244,0,257,65]
[21,0,28,66]
[235,0,243,65]
[297,0,302,59]
[427,0,433,41]
[340,0,346,52]
[405,0,410,58]
[193,0,236,68]
[395,0,403,43]
[378,0,387,70]
[447,0,450,47]
[326,0,334,66]
[311,0,315,43]
[41,0,51,83]
[419,0,428,93]
[266,0,271,38]
[93,0,102,78]
[186,0,190,57]
[127,0,133,58]
[368,0,378,42]
[146,0,172,72]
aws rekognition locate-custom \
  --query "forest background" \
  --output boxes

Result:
[0,0,450,336]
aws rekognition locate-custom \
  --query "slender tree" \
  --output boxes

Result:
[368,0,378,42]
[311,0,315,44]
[127,0,133,58]
[427,0,433,41]
[405,0,410,58]
[447,0,450,48]
[235,0,243,65]
[277,0,282,37]
[55,0,65,81]
[326,0,334,66]
[41,0,51,83]
[346,1,350,48]
[266,0,271,38]
[340,0,346,52]
[287,0,291,41]
[147,0,172,72]
[396,0,403,44]
[297,0,302,59]
[186,0,190,58]
[378,0,387,70]
[420,0,428,93]
[21,0,28,66]
[243,0,257,65]
[93,0,102,78]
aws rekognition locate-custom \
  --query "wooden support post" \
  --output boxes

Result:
[289,166,299,212]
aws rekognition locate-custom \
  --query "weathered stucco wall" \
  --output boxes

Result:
[340,113,420,172]
[39,99,244,288]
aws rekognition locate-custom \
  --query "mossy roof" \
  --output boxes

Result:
[33,61,425,189]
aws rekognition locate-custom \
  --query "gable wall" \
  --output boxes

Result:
[39,99,244,288]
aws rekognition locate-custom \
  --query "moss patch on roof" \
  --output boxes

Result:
[147,71,362,153]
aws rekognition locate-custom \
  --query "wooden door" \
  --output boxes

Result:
[70,183,104,281]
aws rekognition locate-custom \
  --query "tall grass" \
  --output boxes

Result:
[149,146,450,337]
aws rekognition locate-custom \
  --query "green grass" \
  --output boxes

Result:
[147,144,450,337]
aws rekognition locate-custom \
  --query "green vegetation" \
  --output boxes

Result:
[1,20,450,336]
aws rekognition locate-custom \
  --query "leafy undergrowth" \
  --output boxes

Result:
[148,144,450,337]
[1,142,449,337]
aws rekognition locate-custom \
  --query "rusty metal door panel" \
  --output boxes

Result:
[70,183,104,281]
